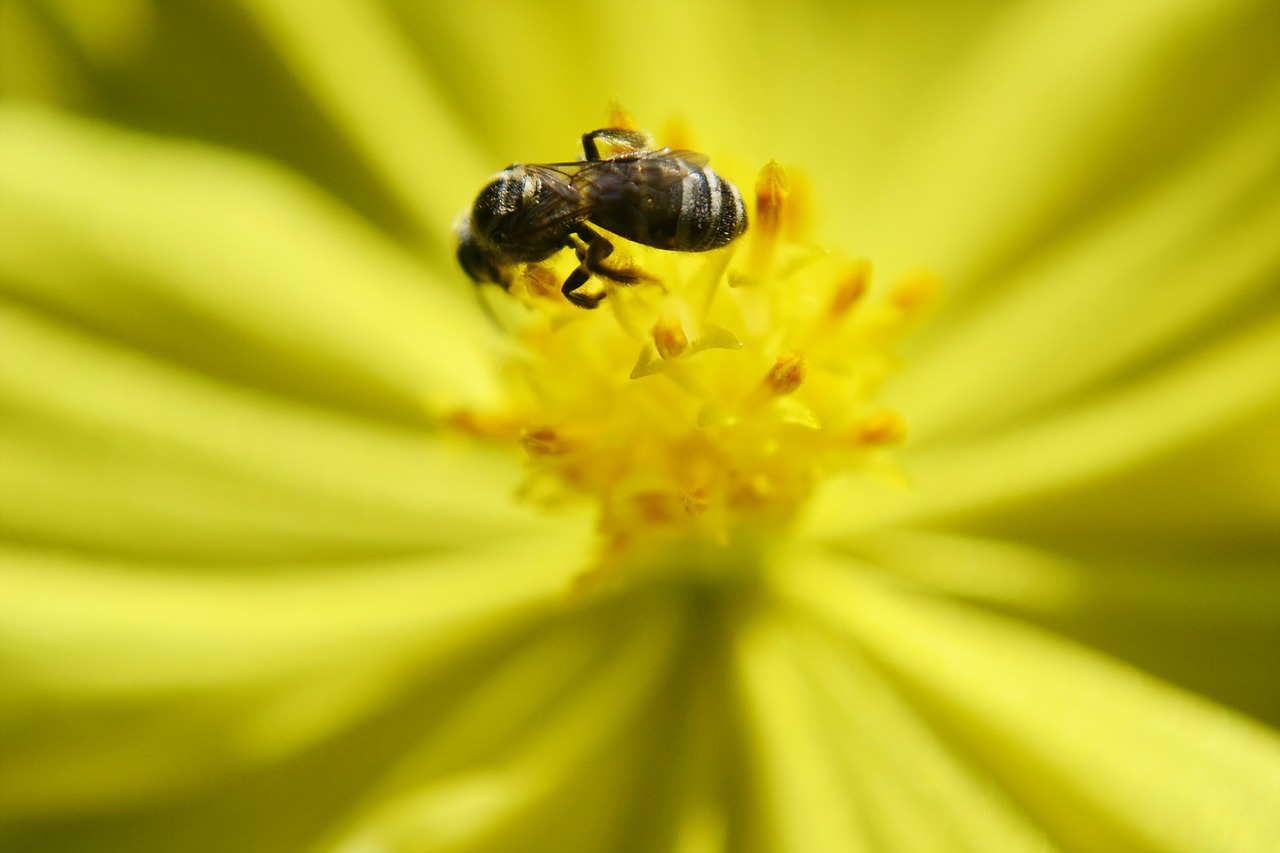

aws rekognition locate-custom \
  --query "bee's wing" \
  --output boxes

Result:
[508,164,594,240]
[570,149,712,193]
[655,149,711,171]
[522,163,584,194]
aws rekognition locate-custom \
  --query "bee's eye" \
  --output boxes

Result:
[455,229,502,285]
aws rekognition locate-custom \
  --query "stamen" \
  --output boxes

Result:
[831,260,871,317]
[764,350,807,396]
[653,314,690,360]
[520,426,568,457]
[745,160,788,279]
[852,409,908,446]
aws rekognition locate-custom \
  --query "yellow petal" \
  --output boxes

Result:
[975,400,1280,543]
[807,313,1280,533]
[0,103,499,417]
[0,530,582,818]
[318,593,688,853]
[826,527,1279,626]
[785,621,1055,852]
[781,552,1280,853]
[864,0,1274,282]
[0,0,98,103]
[238,0,485,245]
[734,612,874,852]
[895,89,1280,440]
[0,304,552,559]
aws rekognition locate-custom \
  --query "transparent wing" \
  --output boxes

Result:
[502,164,592,244]
[570,149,711,196]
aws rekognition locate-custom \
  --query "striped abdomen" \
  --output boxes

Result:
[585,157,748,253]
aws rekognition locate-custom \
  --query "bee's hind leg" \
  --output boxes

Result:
[581,129,652,161]
[571,228,655,286]
[561,264,605,310]
[561,228,656,309]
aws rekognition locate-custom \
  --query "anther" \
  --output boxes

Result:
[747,161,789,278]
[755,161,789,236]
[831,260,871,316]
[653,315,690,360]
[521,426,568,457]
[853,410,908,445]
[520,266,559,301]
[764,350,807,396]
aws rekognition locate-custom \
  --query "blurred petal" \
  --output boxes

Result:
[866,0,1276,284]
[0,103,498,419]
[0,531,580,818]
[780,551,1280,853]
[825,528,1278,625]
[826,527,1280,722]
[772,618,1055,853]
[0,303,559,560]
[238,0,485,246]
[895,86,1280,441]
[966,400,1280,545]
[734,613,870,852]
[318,592,688,853]
[0,0,97,104]
[807,312,1280,534]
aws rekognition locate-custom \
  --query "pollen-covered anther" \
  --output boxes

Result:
[755,161,789,235]
[745,160,790,278]
[520,426,570,457]
[653,314,690,360]
[852,409,908,446]
[764,350,808,396]
[516,265,559,301]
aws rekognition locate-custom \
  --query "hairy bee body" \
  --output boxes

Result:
[456,128,748,308]
[469,167,584,263]
[579,154,746,253]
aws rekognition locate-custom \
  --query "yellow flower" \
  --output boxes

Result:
[2,1,1278,852]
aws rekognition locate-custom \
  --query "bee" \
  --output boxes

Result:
[456,128,748,309]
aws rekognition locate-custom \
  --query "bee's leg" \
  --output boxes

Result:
[572,228,654,286]
[581,129,653,161]
[560,265,605,309]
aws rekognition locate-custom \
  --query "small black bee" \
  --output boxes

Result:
[456,128,748,309]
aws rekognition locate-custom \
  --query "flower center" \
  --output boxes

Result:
[453,145,935,575]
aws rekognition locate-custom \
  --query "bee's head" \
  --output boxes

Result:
[454,216,507,287]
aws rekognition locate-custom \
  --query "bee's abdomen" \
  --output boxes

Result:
[672,167,747,252]
[589,163,747,254]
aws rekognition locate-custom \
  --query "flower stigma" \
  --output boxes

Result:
[452,118,936,583]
